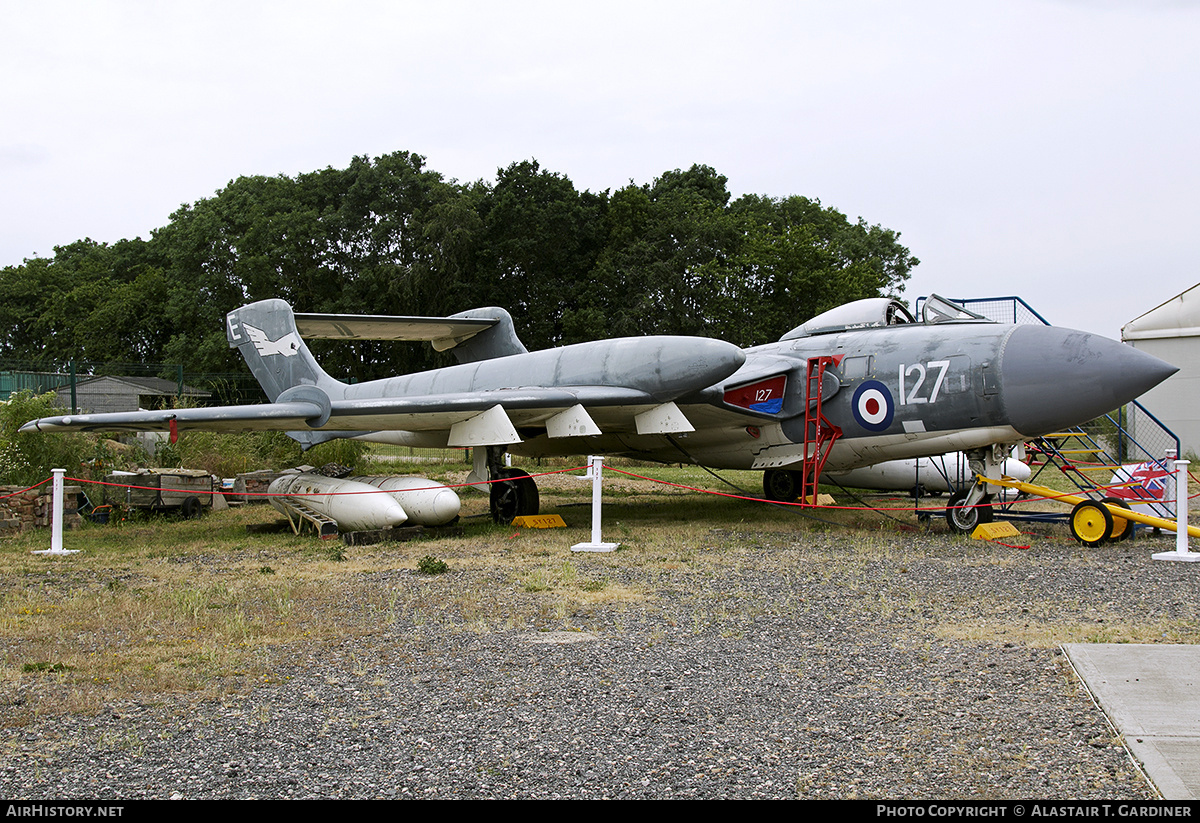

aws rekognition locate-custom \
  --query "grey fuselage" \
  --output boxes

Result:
[499,321,1180,475]
[349,319,1175,473]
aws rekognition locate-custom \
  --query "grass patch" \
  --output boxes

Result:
[935,618,1200,648]
[0,455,1191,724]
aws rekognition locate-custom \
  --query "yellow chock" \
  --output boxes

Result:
[971,522,1021,541]
[512,514,567,529]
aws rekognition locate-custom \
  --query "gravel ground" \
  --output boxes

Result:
[2,517,1191,800]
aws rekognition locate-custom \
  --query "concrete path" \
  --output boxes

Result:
[1064,644,1200,799]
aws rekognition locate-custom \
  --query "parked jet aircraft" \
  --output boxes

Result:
[21,295,1176,531]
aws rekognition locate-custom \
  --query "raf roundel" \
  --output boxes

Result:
[851,380,894,432]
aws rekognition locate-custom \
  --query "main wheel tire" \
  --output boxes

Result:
[946,490,994,533]
[1070,500,1113,546]
[763,469,803,502]
[1100,496,1134,542]
[490,468,540,524]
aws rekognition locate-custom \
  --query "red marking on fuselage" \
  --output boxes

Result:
[723,375,787,413]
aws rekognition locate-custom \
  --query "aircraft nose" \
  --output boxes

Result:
[1000,325,1178,437]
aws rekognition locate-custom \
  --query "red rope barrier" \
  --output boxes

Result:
[34,458,1193,512]
[60,464,591,500]
[603,465,1181,514]
[0,477,51,500]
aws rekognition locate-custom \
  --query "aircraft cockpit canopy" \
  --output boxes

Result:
[779,294,991,341]
[919,294,990,325]
[779,297,915,340]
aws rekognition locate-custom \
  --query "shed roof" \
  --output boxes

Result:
[63,375,210,397]
[1123,282,1200,341]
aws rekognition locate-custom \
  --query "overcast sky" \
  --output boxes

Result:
[2,0,1197,341]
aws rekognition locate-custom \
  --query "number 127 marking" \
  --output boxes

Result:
[899,360,950,405]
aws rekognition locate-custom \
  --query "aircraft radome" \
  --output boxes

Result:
[22,295,1177,531]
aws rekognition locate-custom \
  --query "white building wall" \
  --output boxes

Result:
[1126,337,1198,457]
[1124,284,1200,459]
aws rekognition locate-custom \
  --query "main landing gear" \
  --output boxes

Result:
[763,468,803,502]
[483,446,540,524]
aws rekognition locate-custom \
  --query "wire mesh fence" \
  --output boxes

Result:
[914,295,1051,325]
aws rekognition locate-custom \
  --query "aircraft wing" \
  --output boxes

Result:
[18,387,660,437]
[19,400,338,435]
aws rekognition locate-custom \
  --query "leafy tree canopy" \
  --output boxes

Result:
[0,153,918,383]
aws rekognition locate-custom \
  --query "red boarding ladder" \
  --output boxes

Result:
[802,356,842,506]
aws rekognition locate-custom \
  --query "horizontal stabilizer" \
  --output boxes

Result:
[294,313,497,345]
[293,307,528,362]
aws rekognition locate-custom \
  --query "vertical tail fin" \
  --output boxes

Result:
[226,299,344,402]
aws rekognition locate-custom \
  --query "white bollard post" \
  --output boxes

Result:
[1154,458,1198,562]
[1177,459,1190,555]
[571,455,619,553]
[33,469,80,556]
[1165,448,1178,520]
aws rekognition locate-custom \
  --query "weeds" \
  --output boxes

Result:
[416,555,449,575]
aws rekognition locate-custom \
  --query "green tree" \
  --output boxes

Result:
[590,166,747,341]
[0,238,172,369]
[730,194,918,342]
[472,160,607,348]
[152,151,463,380]
[0,152,919,389]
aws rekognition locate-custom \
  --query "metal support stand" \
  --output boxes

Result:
[34,469,80,556]
[571,456,619,553]
[1154,459,1198,562]
[278,498,339,539]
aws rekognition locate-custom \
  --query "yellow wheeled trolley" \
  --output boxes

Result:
[981,475,1198,547]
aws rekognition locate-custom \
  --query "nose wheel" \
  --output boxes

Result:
[945,488,994,533]
[945,450,1008,534]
